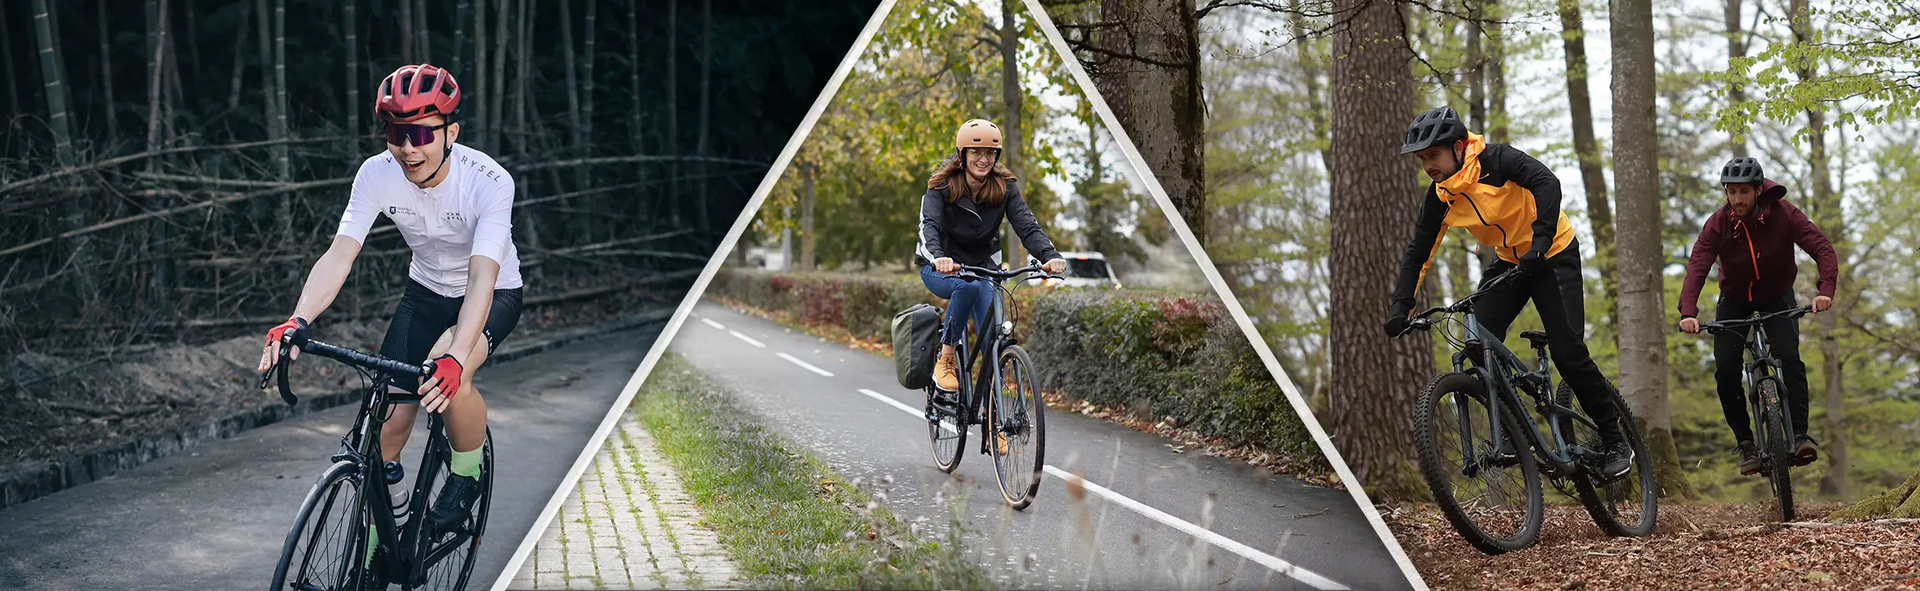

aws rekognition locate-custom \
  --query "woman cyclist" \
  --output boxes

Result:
[916,119,1067,394]
[256,64,522,585]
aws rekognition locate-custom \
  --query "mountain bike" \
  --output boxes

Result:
[1699,305,1814,522]
[263,321,493,590]
[1399,268,1658,554]
[922,262,1055,509]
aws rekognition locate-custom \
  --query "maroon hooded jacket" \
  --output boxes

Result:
[1678,178,1839,318]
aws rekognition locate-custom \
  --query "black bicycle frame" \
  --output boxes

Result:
[1737,320,1785,457]
[1455,313,1600,479]
[946,263,1049,452]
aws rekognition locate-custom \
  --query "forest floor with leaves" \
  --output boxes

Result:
[1387,501,1920,589]
[0,282,682,483]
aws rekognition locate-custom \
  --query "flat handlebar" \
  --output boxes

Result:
[1696,306,1814,334]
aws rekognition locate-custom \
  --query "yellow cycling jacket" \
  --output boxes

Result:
[1391,133,1577,313]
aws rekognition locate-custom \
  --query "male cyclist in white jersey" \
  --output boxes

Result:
[256,64,522,547]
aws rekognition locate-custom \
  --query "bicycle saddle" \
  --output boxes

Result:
[1520,330,1550,348]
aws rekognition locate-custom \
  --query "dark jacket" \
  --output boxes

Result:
[1390,135,1576,316]
[915,173,1060,268]
[1678,178,1838,317]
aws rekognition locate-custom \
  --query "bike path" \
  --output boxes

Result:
[0,325,661,591]
[672,301,1412,590]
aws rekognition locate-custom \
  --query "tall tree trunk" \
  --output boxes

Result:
[1466,7,1485,131]
[501,0,515,155]
[667,0,679,224]
[145,0,166,151]
[696,0,710,237]
[453,0,469,76]
[1,6,21,117]
[162,5,181,144]
[253,0,275,139]
[799,162,816,272]
[1487,0,1508,141]
[627,0,646,224]
[227,0,249,113]
[1559,0,1616,329]
[470,0,486,149]
[1724,0,1747,153]
[1090,0,1205,243]
[1789,0,1848,500]
[1326,0,1428,501]
[273,0,289,232]
[1611,0,1694,499]
[583,0,599,222]
[32,0,101,301]
[100,0,121,145]
[560,0,585,244]
[344,0,359,137]
[399,0,413,64]
[996,0,1022,263]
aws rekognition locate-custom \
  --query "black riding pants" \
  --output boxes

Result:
[1474,239,1624,444]
[1711,293,1811,442]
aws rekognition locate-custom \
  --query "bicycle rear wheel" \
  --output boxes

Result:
[417,428,493,590]
[989,345,1045,510]
[927,385,967,473]
[1414,372,1543,555]
[1567,383,1658,537]
[1758,377,1795,522]
[271,461,370,591]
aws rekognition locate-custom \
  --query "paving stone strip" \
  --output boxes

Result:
[509,412,740,590]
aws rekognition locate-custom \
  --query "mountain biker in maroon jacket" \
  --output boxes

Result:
[1677,157,1838,476]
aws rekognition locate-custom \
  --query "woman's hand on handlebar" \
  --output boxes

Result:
[418,353,467,414]
[934,257,959,274]
[257,317,307,373]
[1042,258,1067,275]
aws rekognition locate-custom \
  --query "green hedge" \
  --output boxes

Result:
[709,269,1320,466]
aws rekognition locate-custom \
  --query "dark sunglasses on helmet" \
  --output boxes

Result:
[382,121,452,147]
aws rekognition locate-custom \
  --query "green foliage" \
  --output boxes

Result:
[1712,1,1920,136]
[708,269,933,341]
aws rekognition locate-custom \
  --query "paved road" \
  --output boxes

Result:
[673,301,1412,590]
[0,325,661,591]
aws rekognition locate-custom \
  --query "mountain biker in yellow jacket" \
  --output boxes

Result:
[1385,106,1632,479]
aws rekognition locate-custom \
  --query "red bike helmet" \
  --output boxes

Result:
[375,64,461,123]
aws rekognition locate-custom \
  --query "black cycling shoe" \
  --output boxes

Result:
[1596,440,1634,481]
[1736,440,1762,475]
[428,473,484,533]
[1793,435,1819,466]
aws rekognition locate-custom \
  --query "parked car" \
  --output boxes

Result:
[1029,251,1122,289]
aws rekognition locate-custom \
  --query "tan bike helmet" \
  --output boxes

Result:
[955,119,1003,153]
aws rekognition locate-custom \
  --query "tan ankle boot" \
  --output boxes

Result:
[934,349,960,391]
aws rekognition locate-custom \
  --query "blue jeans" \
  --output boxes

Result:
[919,265,993,347]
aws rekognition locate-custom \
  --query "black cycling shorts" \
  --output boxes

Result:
[378,279,525,392]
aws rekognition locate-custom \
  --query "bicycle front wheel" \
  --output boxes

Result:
[989,345,1045,509]
[927,385,967,473]
[1414,372,1543,555]
[270,460,369,591]
[1568,383,1658,537]
[418,428,493,590]
[1758,377,1795,522]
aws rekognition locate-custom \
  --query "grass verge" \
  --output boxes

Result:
[633,352,991,590]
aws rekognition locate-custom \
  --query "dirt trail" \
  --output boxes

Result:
[1389,502,1920,589]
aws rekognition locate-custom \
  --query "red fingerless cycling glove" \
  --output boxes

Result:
[427,354,465,398]
[266,317,305,347]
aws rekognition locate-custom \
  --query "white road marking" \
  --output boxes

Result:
[861,388,959,435]
[774,352,834,376]
[858,390,1349,590]
[700,318,726,330]
[728,331,766,348]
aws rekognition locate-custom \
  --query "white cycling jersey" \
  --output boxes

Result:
[337,143,524,298]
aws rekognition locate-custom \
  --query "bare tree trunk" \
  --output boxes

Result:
[800,162,816,272]
[344,0,359,136]
[1611,0,1694,499]
[1326,0,1428,501]
[1559,0,1615,326]
[667,0,679,224]
[1789,0,1848,500]
[1,6,20,117]
[162,7,181,144]
[1724,0,1747,153]
[583,0,600,216]
[100,0,121,145]
[1487,0,1508,141]
[561,0,584,231]
[145,0,166,151]
[226,0,249,113]
[273,0,289,232]
[471,0,486,149]
[1090,0,1205,242]
[627,0,641,152]
[253,0,275,136]
[996,0,1022,263]
[501,0,515,155]
[696,0,710,236]
[453,0,469,76]
[399,0,413,64]
[1466,7,1485,131]
[32,0,101,301]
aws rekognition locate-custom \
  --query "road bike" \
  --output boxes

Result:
[1400,268,1658,554]
[923,262,1055,509]
[264,322,493,590]
[1699,305,1814,522]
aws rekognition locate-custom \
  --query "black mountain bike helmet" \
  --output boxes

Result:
[1720,157,1764,185]
[1401,106,1468,155]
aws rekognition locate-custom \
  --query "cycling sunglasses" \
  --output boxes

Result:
[382,121,453,147]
